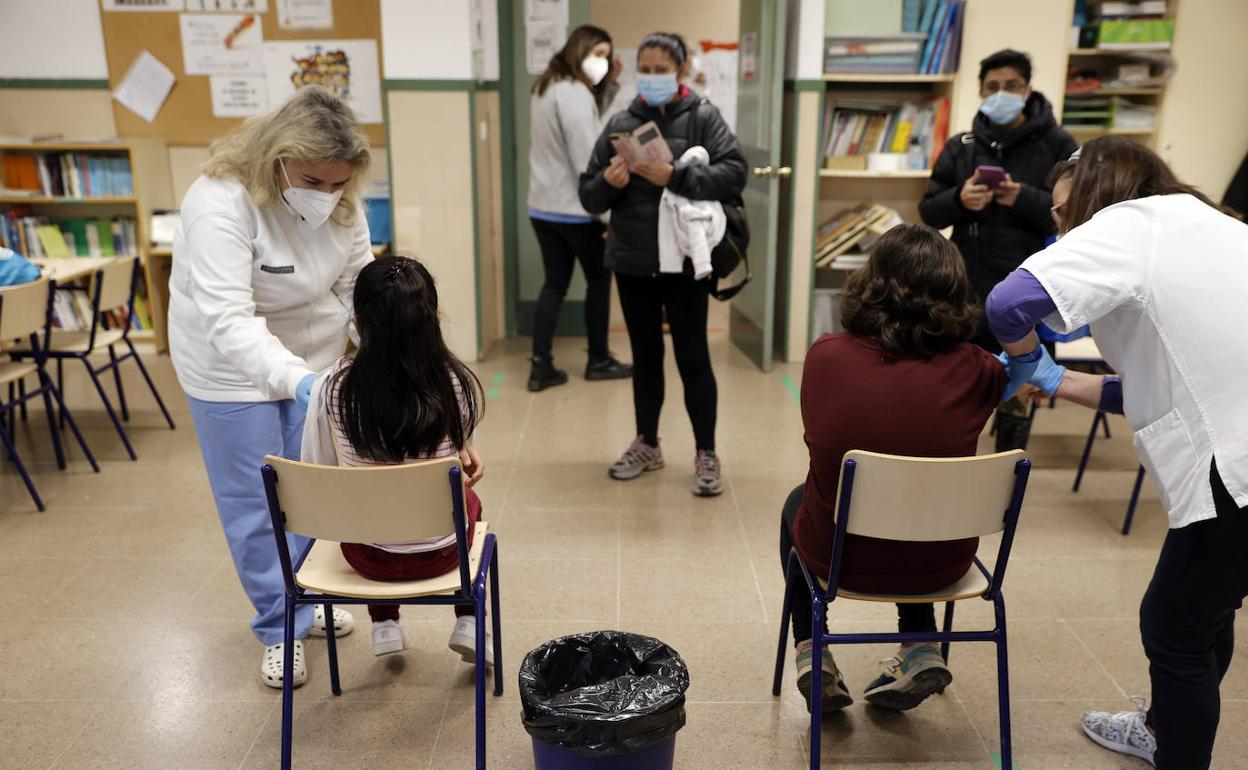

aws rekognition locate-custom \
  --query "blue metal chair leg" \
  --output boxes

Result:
[125,339,176,429]
[108,346,129,422]
[17,378,27,422]
[280,596,296,770]
[0,421,43,511]
[475,591,488,770]
[56,358,65,430]
[83,361,137,460]
[773,559,796,696]
[1102,415,1111,439]
[46,376,99,472]
[37,374,67,470]
[1072,411,1104,492]
[324,602,342,696]
[1122,465,1146,536]
[809,598,826,770]
[994,595,1013,770]
[940,601,955,664]
[489,546,504,697]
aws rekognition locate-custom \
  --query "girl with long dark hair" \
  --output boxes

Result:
[301,256,490,664]
[986,136,1248,769]
[527,24,632,391]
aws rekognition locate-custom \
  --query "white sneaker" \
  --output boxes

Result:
[261,640,306,689]
[371,619,410,657]
[1081,697,1156,767]
[448,615,494,667]
[863,643,952,711]
[309,605,354,637]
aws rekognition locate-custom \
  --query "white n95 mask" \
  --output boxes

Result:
[279,158,343,229]
[581,55,609,85]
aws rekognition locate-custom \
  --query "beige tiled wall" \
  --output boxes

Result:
[387,89,478,360]
[0,89,116,138]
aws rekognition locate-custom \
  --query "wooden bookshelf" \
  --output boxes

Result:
[1075,86,1164,96]
[1065,125,1155,136]
[1070,46,1172,55]
[819,169,932,179]
[821,73,956,84]
[0,139,174,352]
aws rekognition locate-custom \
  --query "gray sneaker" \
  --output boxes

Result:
[1081,697,1156,766]
[609,436,664,480]
[693,450,724,496]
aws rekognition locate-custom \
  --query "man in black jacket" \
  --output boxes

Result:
[920,48,1076,450]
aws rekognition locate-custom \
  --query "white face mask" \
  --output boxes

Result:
[581,55,609,86]
[279,158,343,229]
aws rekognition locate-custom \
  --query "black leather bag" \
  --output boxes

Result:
[690,98,751,301]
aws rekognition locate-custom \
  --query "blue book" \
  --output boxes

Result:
[931,0,962,73]
[120,159,133,196]
[918,0,948,73]
[902,0,922,32]
[918,0,940,39]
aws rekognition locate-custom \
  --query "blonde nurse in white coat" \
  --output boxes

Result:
[169,86,372,689]
[985,136,1248,770]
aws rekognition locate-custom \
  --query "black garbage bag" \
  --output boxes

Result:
[520,631,690,757]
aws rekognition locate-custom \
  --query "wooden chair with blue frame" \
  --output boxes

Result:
[261,454,503,770]
[0,276,99,510]
[11,255,174,460]
[772,449,1032,770]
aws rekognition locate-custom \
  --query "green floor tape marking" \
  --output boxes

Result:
[990,752,1019,769]
[781,373,800,403]
[486,372,504,400]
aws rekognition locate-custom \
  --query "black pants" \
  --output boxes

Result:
[780,485,935,643]
[615,271,717,451]
[530,218,611,361]
[1141,461,1248,770]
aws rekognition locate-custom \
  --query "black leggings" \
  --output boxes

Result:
[1141,460,1248,770]
[780,485,935,643]
[530,218,610,361]
[615,271,717,451]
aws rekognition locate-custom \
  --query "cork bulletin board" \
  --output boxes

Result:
[99,0,385,146]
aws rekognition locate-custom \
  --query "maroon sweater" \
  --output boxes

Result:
[794,334,1006,594]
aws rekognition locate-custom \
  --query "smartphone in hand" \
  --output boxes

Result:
[976,165,1007,188]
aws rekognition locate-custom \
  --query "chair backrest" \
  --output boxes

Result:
[262,454,466,543]
[0,276,51,341]
[95,256,137,313]
[839,450,1028,541]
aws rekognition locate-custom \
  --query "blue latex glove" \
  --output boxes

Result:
[1037,322,1091,343]
[295,373,316,410]
[997,348,1043,401]
[1028,345,1067,395]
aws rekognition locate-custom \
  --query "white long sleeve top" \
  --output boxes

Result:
[168,176,372,402]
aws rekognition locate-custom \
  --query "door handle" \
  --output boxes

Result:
[751,165,774,177]
[775,166,792,178]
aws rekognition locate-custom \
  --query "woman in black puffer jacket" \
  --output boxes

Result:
[578,31,746,497]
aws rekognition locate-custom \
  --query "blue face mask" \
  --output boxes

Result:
[636,73,679,105]
[980,90,1027,125]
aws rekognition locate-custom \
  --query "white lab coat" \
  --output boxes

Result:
[1022,194,1248,528]
[168,176,372,402]
[658,146,725,280]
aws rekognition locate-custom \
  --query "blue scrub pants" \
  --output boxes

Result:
[187,396,314,645]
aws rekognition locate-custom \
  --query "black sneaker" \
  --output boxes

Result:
[994,411,1031,452]
[585,355,633,381]
[527,357,569,392]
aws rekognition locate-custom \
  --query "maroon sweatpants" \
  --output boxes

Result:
[340,488,483,622]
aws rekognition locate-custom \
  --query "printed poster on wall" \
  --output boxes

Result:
[180,13,265,75]
[184,0,268,10]
[103,0,184,11]
[263,40,383,124]
[526,20,565,75]
[277,0,333,30]
[210,75,270,117]
[113,50,177,123]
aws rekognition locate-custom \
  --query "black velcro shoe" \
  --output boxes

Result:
[528,357,569,392]
[585,355,633,381]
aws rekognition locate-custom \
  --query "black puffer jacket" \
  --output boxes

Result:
[920,91,1077,306]
[579,92,748,277]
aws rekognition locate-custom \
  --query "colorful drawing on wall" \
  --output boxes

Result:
[263,39,382,124]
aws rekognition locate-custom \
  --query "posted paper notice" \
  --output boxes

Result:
[264,39,382,124]
[180,13,265,76]
[210,75,269,117]
[113,50,177,123]
[277,0,333,29]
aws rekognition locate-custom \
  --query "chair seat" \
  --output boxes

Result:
[10,329,125,356]
[295,522,490,600]
[0,359,37,386]
[821,568,990,604]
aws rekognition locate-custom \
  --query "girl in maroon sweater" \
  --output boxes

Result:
[781,223,1006,714]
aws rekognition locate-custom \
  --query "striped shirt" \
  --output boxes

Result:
[324,357,469,554]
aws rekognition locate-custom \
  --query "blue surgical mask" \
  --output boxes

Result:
[636,73,679,105]
[980,91,1026,126]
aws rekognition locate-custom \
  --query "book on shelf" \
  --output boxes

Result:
[1,205,138,258]
[1099,1,1167,18]
[821,97,951,170]
[51,287,149,332]
[0,151,133,198]
[823,0,964,75]
[1097,18,1174,48]
[814,204,902,267]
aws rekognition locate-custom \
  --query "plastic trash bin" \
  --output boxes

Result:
[520,631,690,770]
